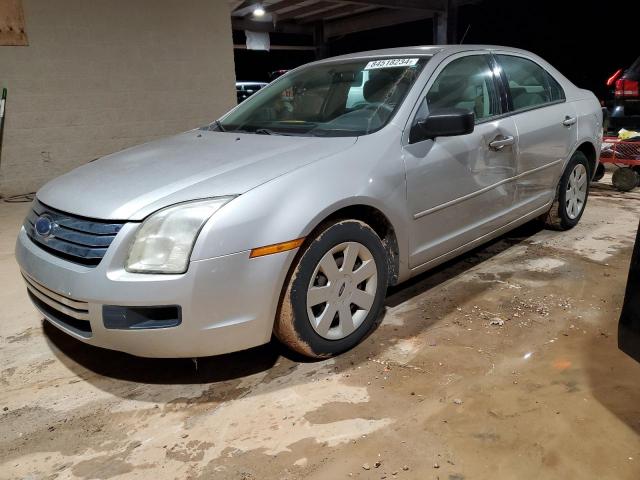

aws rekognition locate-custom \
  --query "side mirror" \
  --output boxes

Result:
[410,108,475,144]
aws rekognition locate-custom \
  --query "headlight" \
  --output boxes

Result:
[125,197,234,274]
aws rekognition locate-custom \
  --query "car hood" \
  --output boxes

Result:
[37,130,357,220]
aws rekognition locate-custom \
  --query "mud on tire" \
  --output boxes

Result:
[274,220,388,358]
[542,151,590,231]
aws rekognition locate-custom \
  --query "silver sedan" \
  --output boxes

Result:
[16,45,602,358]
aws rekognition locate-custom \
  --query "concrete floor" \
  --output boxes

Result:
[1,179,640,480]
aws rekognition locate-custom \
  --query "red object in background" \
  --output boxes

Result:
[615,78,639,97]
[600,137,640,165]
[607,68,623,86]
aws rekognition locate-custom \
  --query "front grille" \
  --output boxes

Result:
[24,200,125,266]
[23,273,92,338]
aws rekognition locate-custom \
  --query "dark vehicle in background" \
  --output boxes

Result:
[236,81,268,104]
[606,56,640,133]
[619,219,640,363]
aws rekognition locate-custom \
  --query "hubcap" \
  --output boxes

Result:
[306,241,378,340]
[565,163,587,220]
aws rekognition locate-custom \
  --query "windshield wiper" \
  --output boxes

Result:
[213,120,226,132]
[255,128,284,135]
[308,128,360,137]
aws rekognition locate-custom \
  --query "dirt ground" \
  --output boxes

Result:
[1,177,640,480]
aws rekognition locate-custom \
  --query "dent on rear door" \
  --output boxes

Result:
[512,102,578,212]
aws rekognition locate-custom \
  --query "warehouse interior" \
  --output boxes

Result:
[1,1,639,479]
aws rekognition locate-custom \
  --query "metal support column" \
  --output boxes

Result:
[446,0,458,43]
[313,22,328,60]
[432,10,447,44]
[433,0,457,44]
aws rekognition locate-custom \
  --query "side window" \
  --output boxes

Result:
[496,55,565,110]
[545,72,565,101]
[426,55,500,122]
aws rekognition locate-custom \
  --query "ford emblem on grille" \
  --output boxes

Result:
[34,215,54,237]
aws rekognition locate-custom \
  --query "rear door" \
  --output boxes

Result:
[494,54,577,214]
[402,53,519,268]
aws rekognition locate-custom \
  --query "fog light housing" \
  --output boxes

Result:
[103,305,181,330]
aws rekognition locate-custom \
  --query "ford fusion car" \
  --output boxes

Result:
[16,45,602,358]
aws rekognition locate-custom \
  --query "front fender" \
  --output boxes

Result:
[190,130,411,276]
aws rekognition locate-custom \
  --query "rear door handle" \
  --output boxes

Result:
[489,135,515,151]
[562,116,577,127]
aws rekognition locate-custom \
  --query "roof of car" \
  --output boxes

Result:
[319,45,533,63]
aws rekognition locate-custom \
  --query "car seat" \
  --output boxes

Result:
[363,71,411,106]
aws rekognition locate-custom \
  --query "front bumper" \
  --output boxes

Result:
[15,226,293,358]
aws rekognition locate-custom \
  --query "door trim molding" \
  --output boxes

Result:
[413,158,563,219]
[409,200,553,276]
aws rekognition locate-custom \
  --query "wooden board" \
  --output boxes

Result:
[0,0,28,46]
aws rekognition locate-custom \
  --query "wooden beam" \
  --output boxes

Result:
[298,3,375,23]
[342,0,445,11]
[0,0,28,46]
[268,0,313,13]
[233,0,310,16]
[232,0,257,13]
[275,1,337,21]
[232,18,314,35]
[324,8,435,38]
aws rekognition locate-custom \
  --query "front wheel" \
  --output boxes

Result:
[274,220,388,358]
[542,151,590,230]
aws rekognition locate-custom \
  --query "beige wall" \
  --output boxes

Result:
[0,0,237,196]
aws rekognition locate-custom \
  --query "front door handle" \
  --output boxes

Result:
[489,135,515,151]
[562,116,577,127]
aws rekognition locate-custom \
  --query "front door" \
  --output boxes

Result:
[403,53,519,269]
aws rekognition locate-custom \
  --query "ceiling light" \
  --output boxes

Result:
[253,4,265,16]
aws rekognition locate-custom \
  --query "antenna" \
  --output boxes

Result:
[460,24,471,44]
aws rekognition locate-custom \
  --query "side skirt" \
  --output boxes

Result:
[406,201,552,280]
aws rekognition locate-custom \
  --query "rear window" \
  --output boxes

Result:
[627,56,640,78]
[496,54,565,111]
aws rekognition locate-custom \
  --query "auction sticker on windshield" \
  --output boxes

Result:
[365,58,419,70]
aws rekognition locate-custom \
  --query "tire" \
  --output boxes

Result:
[274,220,389,358]
[592,163,605,182]
[542,151,590,230]
[612,167,638,192]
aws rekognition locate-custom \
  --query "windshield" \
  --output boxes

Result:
[212,57,429,137]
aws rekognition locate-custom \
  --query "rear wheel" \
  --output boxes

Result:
[274,220,388,358]
[542,151,589,230]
